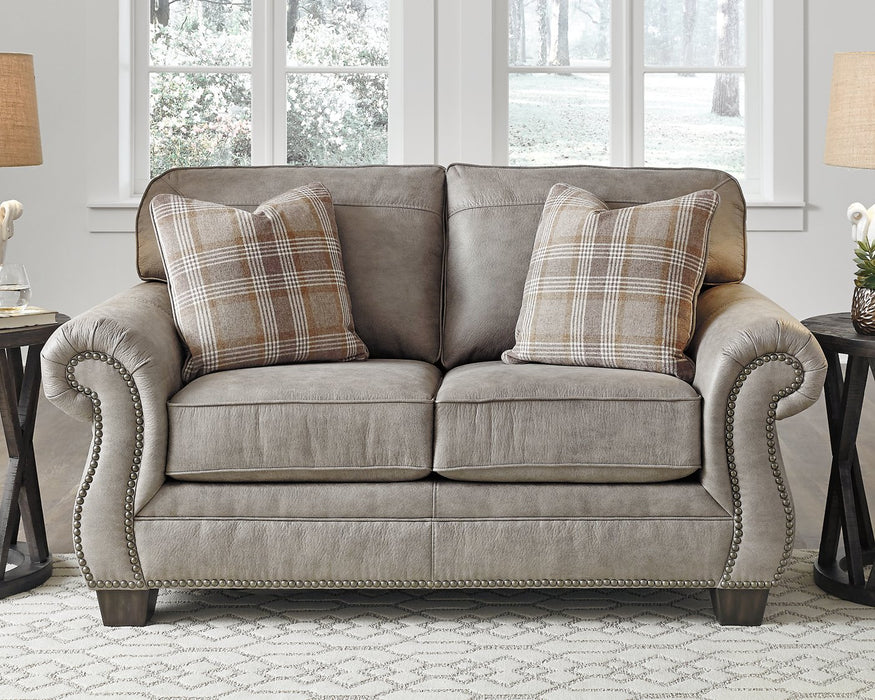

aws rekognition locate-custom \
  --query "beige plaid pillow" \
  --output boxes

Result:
[151,183,368,381]
[502,183,720,381]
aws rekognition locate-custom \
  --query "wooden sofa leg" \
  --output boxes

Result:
[96,589,158,626]
[710,588,769,626]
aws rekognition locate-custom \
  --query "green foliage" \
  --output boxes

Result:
[149,0,389,177]
[150,0,252,66]
[150,1,253,176]
[150,73,251,175]
[285,5,388,165]
[854,238,875,290]
[288,4,388,67]
[287,73,387,166]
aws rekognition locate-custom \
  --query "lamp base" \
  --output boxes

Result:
[851,286,875,334]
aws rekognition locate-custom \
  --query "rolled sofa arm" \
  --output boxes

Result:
[689,282,827,590]
[41,282,183,588]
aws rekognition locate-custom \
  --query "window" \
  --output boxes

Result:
[284,1,389,166]
[506,0,612,166]
[502,0,760,195]
[87,0,799,233]
[134,0,392,191]
[143,0,254,183]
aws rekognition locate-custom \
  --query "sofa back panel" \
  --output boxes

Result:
[137,165,446,362]
[442,163,746,368]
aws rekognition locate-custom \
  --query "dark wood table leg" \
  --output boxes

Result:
[0,343,52,598]
[860,361,875,553]
[814,351,875,603]
[818,350,845,566]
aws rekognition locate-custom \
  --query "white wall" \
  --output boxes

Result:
[0,1,870,319]
[0,3,140,316]
[747,2,875,320]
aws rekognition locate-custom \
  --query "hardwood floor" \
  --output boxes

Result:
[5,382,873,554]
[15,395,92,554]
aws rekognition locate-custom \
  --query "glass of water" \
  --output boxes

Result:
[0,263,32,311]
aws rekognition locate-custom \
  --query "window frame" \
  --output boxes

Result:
[133,0,260,192]
[132,0,409,192]
[482,0,802,230]
[87,0,800,233]
[496,0,765,201]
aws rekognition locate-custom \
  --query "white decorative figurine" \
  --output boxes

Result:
[0,199,23,265]
[847,202,875,244]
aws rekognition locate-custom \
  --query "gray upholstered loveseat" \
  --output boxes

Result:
[41,164,826,626]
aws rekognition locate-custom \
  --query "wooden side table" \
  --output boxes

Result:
[801,313,875,605]
[0,315,68,598]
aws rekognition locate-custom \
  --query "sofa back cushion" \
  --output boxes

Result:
[138,165,445,363]
[442,164,746,369]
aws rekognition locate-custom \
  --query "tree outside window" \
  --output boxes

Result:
[147,0,388,178]
[507,0,747,180]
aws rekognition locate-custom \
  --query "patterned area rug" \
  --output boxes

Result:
[1,550,874,699]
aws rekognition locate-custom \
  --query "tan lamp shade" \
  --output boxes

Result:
[825,52,875,169]
[0,53,42,167]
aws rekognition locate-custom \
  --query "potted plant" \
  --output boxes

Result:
[850,203,875,334]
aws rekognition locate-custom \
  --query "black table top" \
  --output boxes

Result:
[802,312,875,357]
[0,314,69,350]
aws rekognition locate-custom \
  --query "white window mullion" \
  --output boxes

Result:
[610,0,631,166]
[490,0,509,167]
[643,65,746,73]
[271,0,287,165]
[628,0,644,167]
[389,0,436,164]
[762,0,803,222]
[132,0,151,194]
[117,0,135,201]
[458,0,496,164]
[282,65,389,74]
[744,0,764,199]
[250,0,272,166]
[147,65,252,74]
[437,0,495,165]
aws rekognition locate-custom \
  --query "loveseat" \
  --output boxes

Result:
[41,164,827,626]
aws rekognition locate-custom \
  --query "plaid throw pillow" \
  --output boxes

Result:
[151,184,368,382]
[502,183,720,382]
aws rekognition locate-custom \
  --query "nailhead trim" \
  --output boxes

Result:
[720,353,802,589]
[137,578,718,590]
[67,352,146,590]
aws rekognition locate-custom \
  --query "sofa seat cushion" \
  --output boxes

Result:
[434,362,701,483]
[166,359,441,482]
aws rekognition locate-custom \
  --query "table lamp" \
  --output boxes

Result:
[0,53,42,266]
[825,51,875,333]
